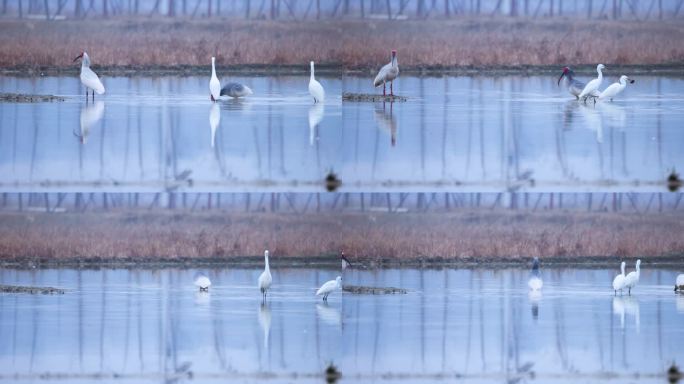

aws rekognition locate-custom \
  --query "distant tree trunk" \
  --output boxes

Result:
[612,0,617,18]
[510,0,517,15]
[18,0,23,18]
[217,0,221,15]
[43,0,49,19]
[183,0,187,14]
[524,0,529,14]
[316,0,320,19]
[344,0,349,13]
[658,0,662,19]
[103,0,108,17]
[208,0,213,17]
[558,0,562,15]
[168,0,175,15]
[2,0,7,14]
[360,0,365,17]
[134,0,139,14]
[549,0,554,16]
[445,0,450,16]
[386,0,391,18]
[587,0,592,17]
[245,0,250,17]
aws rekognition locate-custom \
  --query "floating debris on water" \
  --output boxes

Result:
[0,285,65,295]
[667,169,682,192]
[343,285,408,295]
[0,93,65,103]
[325,170,341,192]
[325,362,341,383]
[342,92,407,102]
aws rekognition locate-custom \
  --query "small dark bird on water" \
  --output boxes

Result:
[667,169,682,192]
[325,171,341,192]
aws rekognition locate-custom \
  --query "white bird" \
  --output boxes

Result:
[675,274,684,292]
[258,250,272,302]
[194,272,211,291]
[73,51,105,101]
[578,64,605,103]
[316,276,342,301]
[210,56,221,102]
[373,49,399,96]
[209,103,220,148]
[308,61,325,103]
[612,261,627,295]
[624,259,641,295]
[599,75,634,102]
[528,257,543,291]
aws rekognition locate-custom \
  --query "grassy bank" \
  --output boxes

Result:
[0,210,682,267]
[1,18,683,73]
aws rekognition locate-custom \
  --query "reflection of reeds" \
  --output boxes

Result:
[0,210,683,261]
[1,18,683,68]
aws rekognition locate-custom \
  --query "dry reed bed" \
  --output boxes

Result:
[1,18,683,69]
[0,210,682,263]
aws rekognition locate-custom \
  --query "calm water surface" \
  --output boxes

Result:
[0,267,682,383]
[1,75,683,192]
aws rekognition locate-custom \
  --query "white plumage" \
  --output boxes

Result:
[316,276,342,301]
[373,50,399,96]
[599,75,634,101]
[578,64,605,102]
[74,52,105,97]
[308,61,325,103]
[624,259,641,295]
[210,56,221,102]
[675,274,684,292]
[194,273,211,291]
[612,261,627,295]
[258,250,272,301]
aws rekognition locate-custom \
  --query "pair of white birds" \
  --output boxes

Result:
[194,250,342,302]
[577,63,635,103]
[612,259,641,295]
[209,57,325,103]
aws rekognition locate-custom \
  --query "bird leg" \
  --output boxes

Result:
[92,90,95,102]
[390,81,393,96]
[383,83,386,96]
[210,94,215,102]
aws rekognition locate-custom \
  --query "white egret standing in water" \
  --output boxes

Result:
[258,250,272,302]
[308,61,325,103]
[373,50,399,96]
[613,261,627,295]
[209,57,221,102]
[624,259,641,295]
[528,257,543,291]
[194,272,211,291]
[316,276,342,301]
[599,75,634,102]
[73,51,105,101]
[578,64,605,103]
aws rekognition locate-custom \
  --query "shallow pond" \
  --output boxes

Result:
[0,267,682,383]
[1,75,683,192]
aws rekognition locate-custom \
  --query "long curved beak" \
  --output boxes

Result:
[557,73,565,86]
[73,53,83,62]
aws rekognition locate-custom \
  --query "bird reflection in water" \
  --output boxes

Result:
[528,290,542,321]
[209,103,220,148]
[308,103,325,146]
[258,303,271,350]
[316,302,342,328]
[75,101,104,144]
[374,101,397,146]
[612,296,640,331]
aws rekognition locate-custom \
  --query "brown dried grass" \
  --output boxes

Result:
[1,17,683,69]
[0,210,682,263]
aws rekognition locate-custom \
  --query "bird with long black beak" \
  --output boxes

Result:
[558,66,596,100]
[73,51,105,102]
